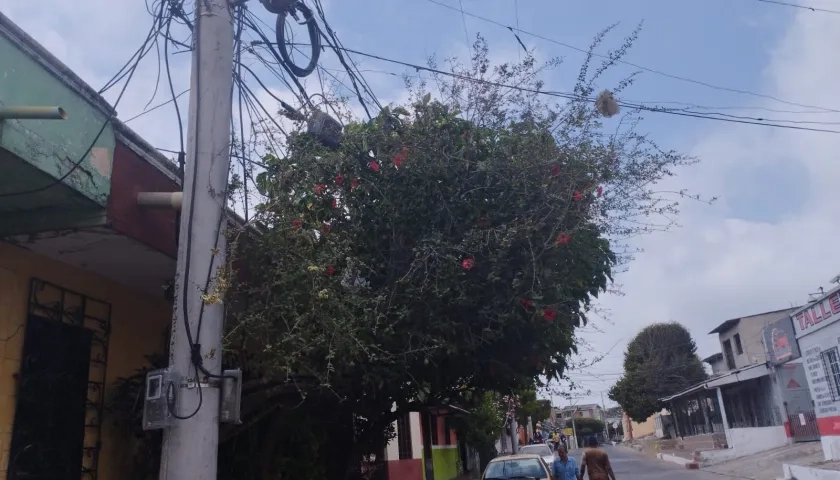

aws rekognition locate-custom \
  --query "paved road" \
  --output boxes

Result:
[569,445,727,480]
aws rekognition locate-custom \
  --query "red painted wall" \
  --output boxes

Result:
[387,459,423,480]
[108,142,179,258]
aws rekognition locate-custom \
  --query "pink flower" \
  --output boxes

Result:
[314,184,326,195]
[556,233,570,246]
[573,191,582,201]
[292,218,303,229]
[321,223,331,235]
[550,166,561,177]
[520,297,533,310]
[597,186,603,197]
[369,161,380,172]
[335,174,344,185]
[461,258,475,270]
[351,177,359,191]
[331,198,338,209]
[326,265,336,276]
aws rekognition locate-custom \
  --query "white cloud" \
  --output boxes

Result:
[573,8,840,407]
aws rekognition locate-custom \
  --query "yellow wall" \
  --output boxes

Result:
[0,242,171,479]
[623,413,656,440]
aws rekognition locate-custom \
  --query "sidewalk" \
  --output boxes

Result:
[702,442,823,480]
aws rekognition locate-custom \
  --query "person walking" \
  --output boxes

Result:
[551,446,579,480]
[579,436,616,480]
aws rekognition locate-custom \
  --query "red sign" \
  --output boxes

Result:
[794,290,840,334]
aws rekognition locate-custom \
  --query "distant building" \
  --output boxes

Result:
[553,404,605,422]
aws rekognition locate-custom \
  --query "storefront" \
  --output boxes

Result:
[792,284,840,460]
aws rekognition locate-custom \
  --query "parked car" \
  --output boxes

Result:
[481,453,552,480]
[518,444,555,467]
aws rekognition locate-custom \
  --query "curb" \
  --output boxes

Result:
[657,452,699,470]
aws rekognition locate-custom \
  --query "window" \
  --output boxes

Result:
[484,458,548,480]
[429,414,440,446]
[821,347,840,401]
[396,414,413,460]
[723,339,736,370]
[443,416,452,445]
[734,334,743,355]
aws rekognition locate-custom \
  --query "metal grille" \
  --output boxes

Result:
[396,414,413,460]
[14,279,112,480]
[788,410,821,442]
[821,347,840,401]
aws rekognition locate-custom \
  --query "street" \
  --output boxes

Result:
[571,446,734,480]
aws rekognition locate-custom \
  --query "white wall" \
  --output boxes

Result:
[798,320,840,460]
[784,463,840,480]
[700,426,788,466]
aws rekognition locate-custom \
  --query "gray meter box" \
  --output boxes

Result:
[142,367,179,431]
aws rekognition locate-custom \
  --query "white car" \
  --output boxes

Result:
[482,454,552,480]
[517,444,555,468]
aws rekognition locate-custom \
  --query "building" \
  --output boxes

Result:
[660,307,804,464]
[788,284,840,461]
[0,11,194,479]
[382,408,468,480]
[553,404,605,422]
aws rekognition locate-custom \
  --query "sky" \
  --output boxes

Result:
[3,0,840,410]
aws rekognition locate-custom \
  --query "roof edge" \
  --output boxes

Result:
[0,11,114,116]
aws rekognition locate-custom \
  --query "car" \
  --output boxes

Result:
[517,444,555,467]
[482,453,553,480]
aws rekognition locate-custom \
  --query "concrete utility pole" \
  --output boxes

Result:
[510,416,520,454]
[601,392,609,442]
[159,0,235,478]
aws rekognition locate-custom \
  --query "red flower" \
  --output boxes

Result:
[597,186,603,197]
[326,265,336,276]
[520,297,533,310]
[321,223,331,235]
[573,191,582,201]
[461,258,475,270]
[543,308,557,322]
[550,166,561,177]
[369,161,380,172]
[351,177,359,191]
[393,147,409,168]
[314,184,326,195]
[335,174,344,185]
[556,233,571,246]
[292,218,303,229]
[331,198,338,208]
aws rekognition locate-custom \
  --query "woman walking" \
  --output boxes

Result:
[579,437,616,480]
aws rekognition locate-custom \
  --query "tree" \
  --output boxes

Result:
[608,322,708,422]
[516,388,553,429]
[221,32,698,479]
[566,417,605,439]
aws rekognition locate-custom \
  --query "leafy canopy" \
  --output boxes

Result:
[608,322,708,422]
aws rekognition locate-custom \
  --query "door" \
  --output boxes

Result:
[8,315,93,480]
[780,363,820,442]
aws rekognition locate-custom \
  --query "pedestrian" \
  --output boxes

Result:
[579,436,616,480]
[552,445,579,480]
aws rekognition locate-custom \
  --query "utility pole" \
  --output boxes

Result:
[159,0,235,478]
[510,416,519,454]
[601,392,609,442]
[570,409,579,450]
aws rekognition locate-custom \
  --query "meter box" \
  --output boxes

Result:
[220,368,242,425]
[142,367,179,431]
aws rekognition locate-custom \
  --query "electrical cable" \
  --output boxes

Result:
[296,43,840,134]
[275,1,321,77]
[751,0,840,15]
[420,0,840,114]
[0,2,170,198]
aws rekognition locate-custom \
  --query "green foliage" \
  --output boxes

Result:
[516,388,552,427]
[452,392,507,449]
[608,322,708,422]
[228,34,697,479]
[565,417,605,437]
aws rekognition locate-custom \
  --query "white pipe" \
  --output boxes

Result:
[137,192,183,210]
